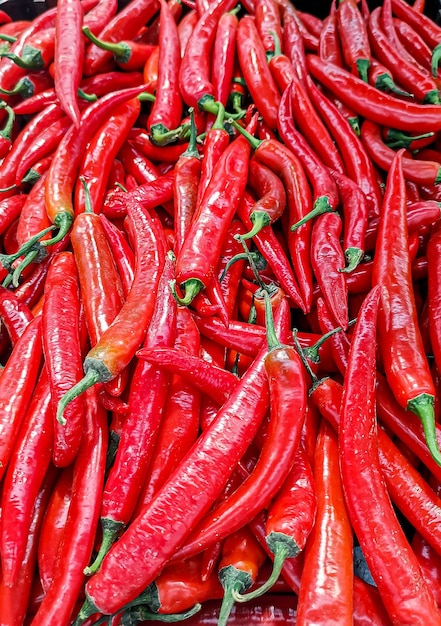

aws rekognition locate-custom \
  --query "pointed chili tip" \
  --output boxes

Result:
[169,278,204,306]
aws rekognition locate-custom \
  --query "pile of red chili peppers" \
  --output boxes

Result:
[3,0,441,623]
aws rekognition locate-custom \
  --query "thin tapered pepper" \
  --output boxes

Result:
[372,149,441,465]
[318,9,342,66]
[311,211,349,330]
[339,286,441,625]
[31,387,107,626]
[173,111,201,254]
[361,119,441,186]
[82,0,118,36]
[75,301,289,620]
[278,1,318,51]
[306,75,382,219]
[236,15,280,130]
[254,0,282,54]
[391,0,441,50]
[179,0,236,109]
[57,197,165,421]
[42,252,85,468]
[212,10,238,107]
[0,315,42,482]
[394,16,432,71]
[82,26,155,71]
[241,158,286,240]
[0,368,52,587]
[217,526,267,626]
[0,285,33,344]
[196,103,230,205]
[147,0,182,143]
[83,0,160,76]
[172,132,250,305]
[74,98,141,215]
[85,253,176,575]
[368,57,414,97]
[428,223,441,373]
[54,0,84,127]
[103,170,174,219]
[173,294,307,562]
[38,465,74,593]
[296,420,353,626]
[307,53,441,132]
[337,0,371,82]
[0,194,26,236]
[268,30,298,93]
[99,213,135,296]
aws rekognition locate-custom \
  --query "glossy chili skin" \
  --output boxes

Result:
[42,252,85,467]
[54,0,84,127]
[243,158,287,239]
[78,303,289,618]
[0,368,52,588]
[390,0,441,49]
[254,0,282,54]
[0,285,33,344]
[75,98,141,215]
[296,420,353,626]
[339,287,441,625]
[307,53,441,133]
[428,223,441,374]
[179,0,237,108]
[31,387,107,626]
[212,10,238,107]
[336,0,371,82]
[306,75,382,219]
[0,315,42,482]
[174,298,307,562]
[147,0,182,138]
[372,150,441,466]
[236,15,281,130]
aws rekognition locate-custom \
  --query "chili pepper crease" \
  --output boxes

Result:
[2,0,441,625]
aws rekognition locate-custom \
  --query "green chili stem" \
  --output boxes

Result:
[169,278,204,306]
[57,368,101,425]
[84,519,124,576]
[290,196,334,231]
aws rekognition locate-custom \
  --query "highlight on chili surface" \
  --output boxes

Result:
[2,0,441,624]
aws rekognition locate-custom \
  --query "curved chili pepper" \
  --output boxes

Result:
[394,16,432,71]
[296,420,353,626]
[413,531,441,606]
[179,0,236,109]
[361,119,441,186]
[85,253,176,575]
[337,0,371,82]
[372,149,441,465]
[318,9,342,66]
[75,301,289,620]
[129,128,188,163]
[82,26,155,71]
[172,132,250,305]
[353,576,394,626]
[217,526,267,626]
[330,169,368,273]
[42,251,85,468]
[0,284,33,345]
[212,10,238,107]
[254,0,282,54]
[31,387,107,626]
[307,53,441,132]
[0,368,52,587]
[236,15,280,130]
[103,170,174,219]
[174,293,307,563]
[391,0,441,50]
[38,465,74,594]
[83,0,160,76]
[75,98,141,215]
[99,213,135,296]
[339,286,441,625]
[306,75,382,219]
[0,315,42,482]
[82,0,118,36]
[0,194,26,236]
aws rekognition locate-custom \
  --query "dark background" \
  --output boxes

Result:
[0,0,439,28]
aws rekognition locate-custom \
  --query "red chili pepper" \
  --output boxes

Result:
[278,1,318,51]
[393,16,432,71]
[307,53,441,132]
[174,294,307,564]
[37,465,74,594]
[129,127,189,163]
[413,531,441,606]
[99,213,135,296]
[236,15,280,130]
[0,368,52,587]
[0,194,26,236]
[217,526,267,626]
[172,132,250,305]
[296,420,353,626]
[82,0,118,36]
[367,57,414,97]
[42,252,85,467]
[75,98,141,215]
[82,26,155,71]
[353,576,394,626]
[0,315,42,482]
[391,0,441,50]
[427,223,441,374]
[76,302,289,619]
[102,170,174,219]
[83,0,160,76]
[254,0,282,54]
[85,253,176,575]
[336,0,371,82]
[212,10,238,107]
[306,75,382,219]
[373,149,441,465]
[339,286,441,624]
[368,7,439,103]
[179,0,236,109]
[31,387,107,626]
[361,119,441,186]
[0,285,33,345]
[319,8,342,66]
